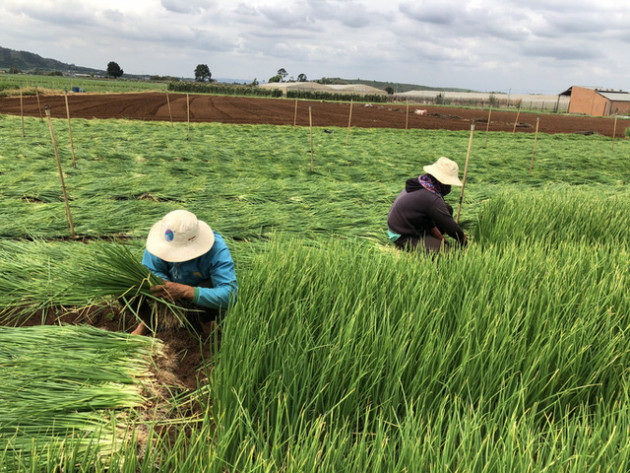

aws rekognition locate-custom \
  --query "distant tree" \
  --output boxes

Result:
[277,68,288,81]
[385,86,394,95]
[8,67,20,74]
[47,71,63,76]
[106,61,124,78]
[194,64,212,82]
[251,78,259,86]
[297,73,307,82]
[268,75,281,83]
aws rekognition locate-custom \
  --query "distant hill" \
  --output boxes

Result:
[0,46,104,75]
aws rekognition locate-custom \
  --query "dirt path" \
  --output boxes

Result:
[1,92,628,137]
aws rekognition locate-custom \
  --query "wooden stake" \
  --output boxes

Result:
[293,99,298,127]
[45,105,76,238]
[186,93,190,140]
[345,100,353,145]
[456,121,475,224]
[512,107,521,134]
[166,92,173,127]
[19,88,25,137]
[309,106,314,172]
[35,87,43,121]
[612,114,618,150]
[405,102,410,130]
[529,117,540,173]
[483,107,492,148]
[64,90,76,168]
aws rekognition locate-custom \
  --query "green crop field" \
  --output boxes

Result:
[1,112,630,471]
[0,74,167,95]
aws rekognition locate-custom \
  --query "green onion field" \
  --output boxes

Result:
[1,110,630,471]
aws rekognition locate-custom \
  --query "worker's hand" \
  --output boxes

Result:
[150,281,195,302]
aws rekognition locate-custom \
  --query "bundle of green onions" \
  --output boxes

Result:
[0,324,164,468]
[0,242,170,326]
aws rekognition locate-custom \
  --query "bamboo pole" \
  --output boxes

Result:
[186,93,190,140]
[19,88,25,138]
[44,105,76,238]
[345,100,354,145]
[529,117,540,174]
[166,92,173,127]
[456,121,475,224]
[35,87,43,121]
[611,114,618,150]
[405,102,410,130]
[512,107,521,133]
[64,90,76,168]
[309,106,314,172]
[293,99,298,127]
[483,107,492,148]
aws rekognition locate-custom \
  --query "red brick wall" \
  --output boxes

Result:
[568,87,610,116]
[609,101,630,115]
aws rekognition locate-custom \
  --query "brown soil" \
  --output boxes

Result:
[1,92,628,137]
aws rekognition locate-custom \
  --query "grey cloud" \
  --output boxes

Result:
[256,4,317,29]
[102,10,125,23]
[521,42,599,61]
[398,1,460,25]
[11,2,97,28]
[161,0,217,14]
[306,0,378,28]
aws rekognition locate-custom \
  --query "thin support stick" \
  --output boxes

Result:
[612,114,618,150]
[512,107,521,133]
[20,88,25,137]
[345,100,353,145]
[456,121,475,224]
[293,99,298,127]
[405,102,410,130]
[45,105,76,238]
[484,107,492,148]
[529,117,540,173]
[35,87,43,121]
[309,106,314,172]
[166,92,173,127]
[186,93,190,140]
[64,90,76,168]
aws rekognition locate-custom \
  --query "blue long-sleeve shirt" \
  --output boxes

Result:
[142,231,238,309]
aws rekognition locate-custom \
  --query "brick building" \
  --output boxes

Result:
[560,86,630,116]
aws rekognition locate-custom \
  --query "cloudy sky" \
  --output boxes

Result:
[1,0,629,93]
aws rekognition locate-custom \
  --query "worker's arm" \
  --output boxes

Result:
[141,250,171,281]
[429,198,467,246]
[430,226,445,241]
[194,242,238,309]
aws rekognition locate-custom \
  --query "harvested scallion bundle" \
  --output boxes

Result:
[0,325,163,466]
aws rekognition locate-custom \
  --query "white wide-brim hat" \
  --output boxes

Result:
[146,210,215,262]
[423,156,463,186]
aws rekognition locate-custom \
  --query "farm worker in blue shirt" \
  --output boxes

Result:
[131,209,238,336]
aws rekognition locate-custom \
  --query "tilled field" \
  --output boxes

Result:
[1,92,628,137]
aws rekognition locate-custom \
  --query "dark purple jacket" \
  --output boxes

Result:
[387,178,466,243]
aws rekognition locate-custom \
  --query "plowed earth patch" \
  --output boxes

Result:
[1,92,628,137]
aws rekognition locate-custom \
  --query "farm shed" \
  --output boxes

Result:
[560,86,630,116]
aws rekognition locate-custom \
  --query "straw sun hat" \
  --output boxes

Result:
[423,157,463,186]
[146,210,215,262]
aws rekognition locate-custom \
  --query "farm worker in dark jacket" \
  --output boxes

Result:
[131,210,238,336]
[387,157,467,252]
